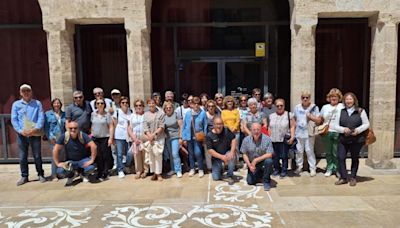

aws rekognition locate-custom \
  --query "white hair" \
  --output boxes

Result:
[247,97,258,106]
[93,87,103,94]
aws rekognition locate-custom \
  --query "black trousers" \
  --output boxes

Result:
[337,141,363,179]
[93,137,113,177]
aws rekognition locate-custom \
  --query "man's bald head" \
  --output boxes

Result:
[213,117,224,134]
[251,122,262,138]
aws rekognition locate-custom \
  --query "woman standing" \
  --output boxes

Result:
[268,99,296,178]
[241,98,267,136]
[221,96,240,153]
[333,92,370,186]
[182,97,207,178]
[319,88,344,177]
[143,98,166,181]
[214,93,224,114]
[44,98,66,180]
[91,98,114,180]
[199,93,209,111]
[128,99,148,179]
[164,102,183,178]
[113,96,132,178]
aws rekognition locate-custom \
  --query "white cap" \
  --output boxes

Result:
[20,84,32,91]
[111,89,121,95]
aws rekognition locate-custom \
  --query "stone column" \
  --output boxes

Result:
[125,23,152,103]
[290,17,318,110]
[366,18,398,169]
[44,23,76,105]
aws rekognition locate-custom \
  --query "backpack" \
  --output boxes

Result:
[64,131,85,145]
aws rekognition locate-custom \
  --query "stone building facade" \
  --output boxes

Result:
[36,0,399,169]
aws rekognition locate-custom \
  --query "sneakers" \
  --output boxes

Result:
[279,172,287,179]
[198,170,204,178]
[324,170,332,177]
[176,172,183,178]
[38,175,46,183]
[294,168,302,175]
[118,171,125,178]
[188,169,195,177]
[335,179,348,185]
[310,169,316,177]
[272,171,279,176]
[65,177,74,187]
[349,178,357,187]
[16,177,29,186]
[263,182,271,191]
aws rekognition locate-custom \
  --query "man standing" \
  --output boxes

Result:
[206,117,237,185]
[53,121,97,187]
[11,84,46,186]
[109,88,121,115]
[66,91,92,134]
[252,88,263,112]
[90,87,112,111]
[163,91,180,110]
[240,122,274,191]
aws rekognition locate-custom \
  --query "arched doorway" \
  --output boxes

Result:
[150,0,291,101]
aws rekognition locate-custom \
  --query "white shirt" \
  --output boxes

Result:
[113,108,132,140]
[269,111,294,142]
[293,103,320,138]
[320,103,344,133]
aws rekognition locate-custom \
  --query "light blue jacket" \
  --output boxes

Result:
[44,110,66,140]
[182,109,207,141]
[11,99,44,134]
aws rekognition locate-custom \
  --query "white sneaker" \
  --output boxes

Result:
[198,170,204,178]
[310,169,316,177]
[188,169,195,177]
[118,171,125,178]
[324,170,332,177]
[176,172,182,178]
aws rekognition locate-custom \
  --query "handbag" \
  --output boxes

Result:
[284,111,297,149]
[318,106,336,136]
[307,105,318,136]
[365,128,376,145]
[192,116,205,143]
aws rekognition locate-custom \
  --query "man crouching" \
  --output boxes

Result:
[53,121,97,186]
[240,123,274,191]
[206,117,238,185]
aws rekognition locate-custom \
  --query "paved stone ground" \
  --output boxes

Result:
[0,158,399,228]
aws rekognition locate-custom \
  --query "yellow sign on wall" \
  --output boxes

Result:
[255,42,266,57]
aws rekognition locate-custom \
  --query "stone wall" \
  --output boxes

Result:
[38,0,399,168]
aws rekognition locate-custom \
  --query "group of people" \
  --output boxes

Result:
[11,84,370,190]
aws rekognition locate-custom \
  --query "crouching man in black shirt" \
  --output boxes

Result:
[53,121,97,186]
[206,117,238,185]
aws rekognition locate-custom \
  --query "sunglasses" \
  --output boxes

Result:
[240,100,247,102]
[121,101,129,105]
[254,93,261,96]
[135,104,143,107]
[68,127,77,130]
[94,92,102,95]
[227,100,233,103]
[276,105,284,108]
[302,96,309,100]
[96,102,104,105]
[73,96,83,99]
[207,105,215,108]
[215,97,223,100]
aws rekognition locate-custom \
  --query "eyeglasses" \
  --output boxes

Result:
[68,127,77,130]
[73,96,83,99]
[121,101,129,105]
[302,96,309,100]
[135,104,143,107]
[96,102,104,105]
[276,105,284,108]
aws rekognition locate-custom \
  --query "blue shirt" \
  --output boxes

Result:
[44,110,66,141]
[11,99,44,134]
[56,132,92,161]
[182,110,207,141]
[240,134,274,162]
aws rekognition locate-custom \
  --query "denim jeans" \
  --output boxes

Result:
[17,135,44,177]
[166,138,182,173]
[247,158,273,185]
[272,142,289,174]
[49,143,65,176]
[115,139,132,172]
[187,140,204,171]
[56,157,95,178]
[211,156,235,181]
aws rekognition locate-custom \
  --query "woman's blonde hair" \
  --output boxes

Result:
[223,96,236,109]
[163,101,174,111]
[326,88,343,102]
[133,98,144,107]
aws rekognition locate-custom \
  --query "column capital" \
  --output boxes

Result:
[291,15,318,32]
